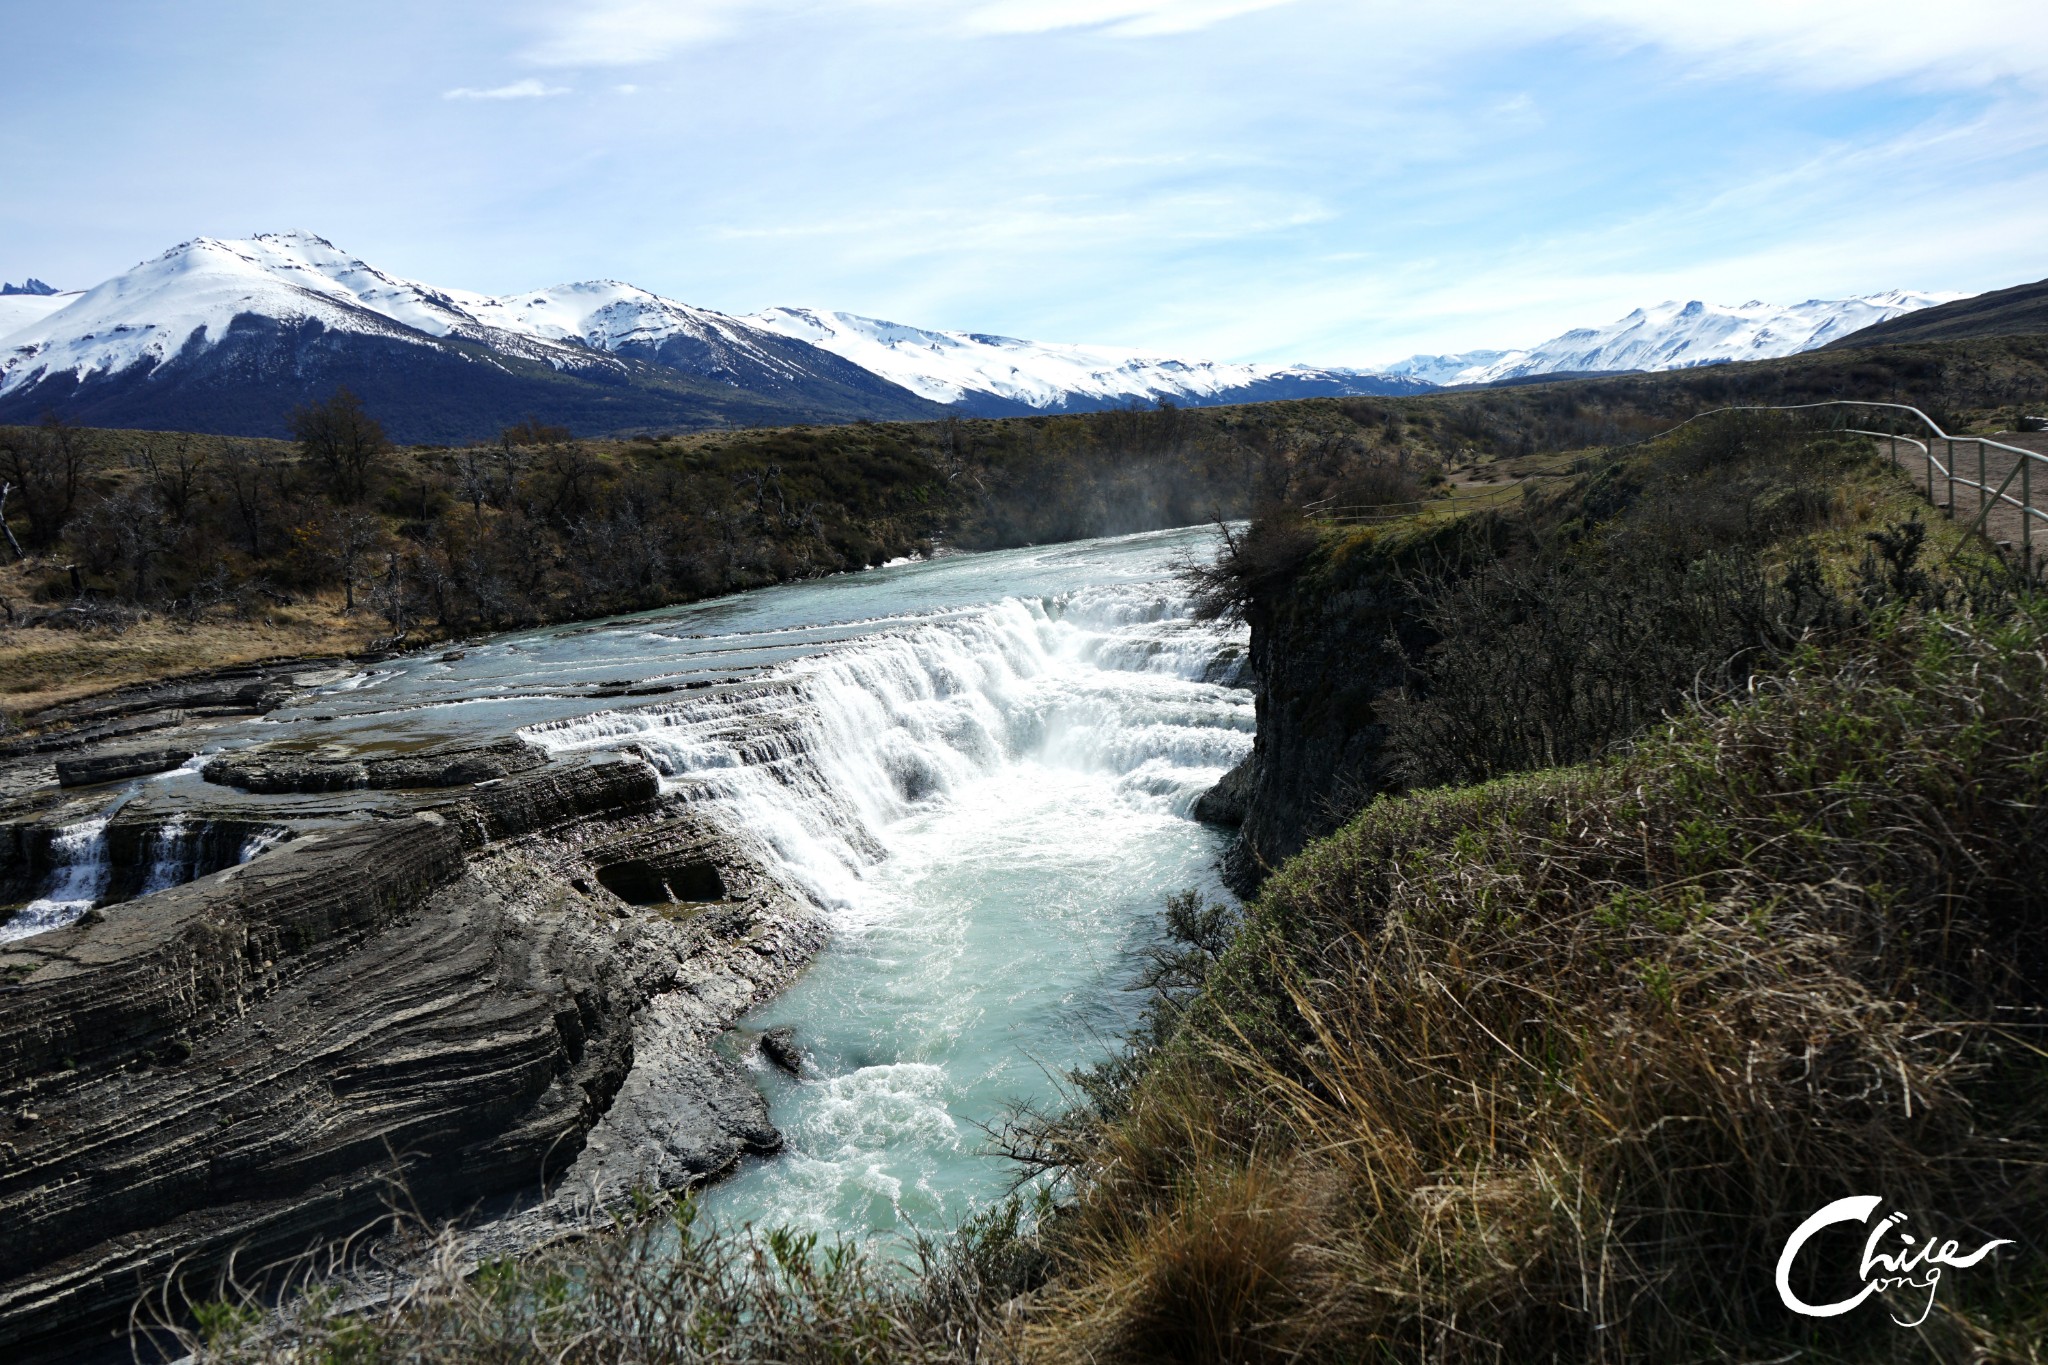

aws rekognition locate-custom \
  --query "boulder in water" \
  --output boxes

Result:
[1193,753,1256,827]
[759,1026,803,1075]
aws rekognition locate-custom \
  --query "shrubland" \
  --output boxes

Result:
[1022,415,2048,1362]
[4,329,2044,715]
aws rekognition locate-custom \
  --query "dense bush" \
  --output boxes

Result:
[0,397,1449,649]
[1383,420,1867,787]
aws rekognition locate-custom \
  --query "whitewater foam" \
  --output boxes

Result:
[517,570,1249,1235]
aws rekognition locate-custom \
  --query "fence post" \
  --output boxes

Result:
[2026,456,2035,580]
[1979,439,1988,523]
[1946,438,1955,515]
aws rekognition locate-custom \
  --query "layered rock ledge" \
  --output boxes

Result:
[0,752,824,1361]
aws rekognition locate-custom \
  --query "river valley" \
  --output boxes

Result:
[0,525,1251,1352]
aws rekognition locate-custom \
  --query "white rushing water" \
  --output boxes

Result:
[520,536,1251,1234]
[138,814,193,896]
[2,812,113,943]
[3,526,1249,1238]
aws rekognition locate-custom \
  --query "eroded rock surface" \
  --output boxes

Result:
[0,755,825,1361]
[202,737,547,793]
[53,745,196,789]
[0,660,343,761]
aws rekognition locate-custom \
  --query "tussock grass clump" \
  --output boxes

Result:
[1031,604,2048,1363]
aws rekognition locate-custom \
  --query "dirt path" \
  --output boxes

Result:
[1874,430,2047,564]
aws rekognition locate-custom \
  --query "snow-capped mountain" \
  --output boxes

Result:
[0,233,948,440]
[0,233,870,394]
[1381,292,1959,387]
[1,235,460,396]
[0,231,1425,438]
[745,306,1426,414]
[0,229,1962,441]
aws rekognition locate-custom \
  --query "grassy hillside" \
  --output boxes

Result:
[1018,417,2047,1362]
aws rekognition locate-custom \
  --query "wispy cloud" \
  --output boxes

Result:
[962,0,1300,37]
[13,0,2048,369]
[443,78,572,100]
[525,0,1303,66]
[524,1,740,66]
[524,0,2048,87]
[1556,0,2048,91]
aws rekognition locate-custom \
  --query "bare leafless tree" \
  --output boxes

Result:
[289,388,388,503]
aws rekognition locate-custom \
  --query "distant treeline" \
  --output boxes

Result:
[2,332,2042,641]
[0,393,1439,640]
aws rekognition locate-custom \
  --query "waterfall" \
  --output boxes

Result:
[522,584,1252,917]
[2,813,114,944]
[237,827,288,862]
[1,814,294,945]
[138,814,194,895]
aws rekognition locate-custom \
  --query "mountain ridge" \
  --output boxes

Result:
[0,234,953,441]
[1820,275,2048,350]
[1380,291,1960,386]
[0,230,1973,440]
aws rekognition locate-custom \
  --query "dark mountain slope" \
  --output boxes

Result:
[1826,275,2048,349]
[0,316,950,444]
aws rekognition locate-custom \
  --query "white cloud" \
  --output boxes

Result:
[524,0,742,66]
[962,0,1299,37]
[1555,0,2048,90]
[525,0,1301,67]
[443,78,572,100]
[523,0,2048,91]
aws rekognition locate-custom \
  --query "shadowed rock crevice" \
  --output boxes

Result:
[595,856,727,906]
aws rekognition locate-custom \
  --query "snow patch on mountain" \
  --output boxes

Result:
[745,306,1386,410]
[464,281,811,380]
[1381,292,1961,387]
[0,228,1964,426]
[0,292,81,343]
[0,232,885,404]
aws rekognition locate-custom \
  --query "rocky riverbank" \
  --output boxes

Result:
[0,672,827,1361]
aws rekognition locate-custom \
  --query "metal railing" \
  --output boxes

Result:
[1646,400,2047,574]
[1300,400,2047,571]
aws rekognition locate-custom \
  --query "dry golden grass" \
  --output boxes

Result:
[0,562,384,716]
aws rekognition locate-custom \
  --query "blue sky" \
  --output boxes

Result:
[4,0,2046,365]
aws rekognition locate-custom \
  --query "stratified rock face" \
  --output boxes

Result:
[201,737,548,793]
[0,815,468,1089]
[53,746,195,788]
[0,662,327,759]
[0,756,825,1361]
